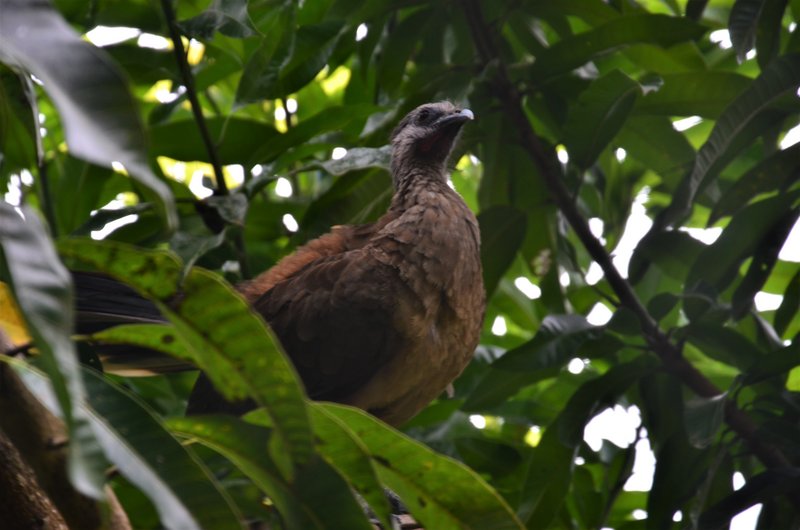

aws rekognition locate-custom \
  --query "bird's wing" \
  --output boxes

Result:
[251,249,405,401]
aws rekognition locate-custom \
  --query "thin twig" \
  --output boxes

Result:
[461,0,794,473]
[160,0,228,195]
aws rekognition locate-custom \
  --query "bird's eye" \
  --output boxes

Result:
[416,109,434,125]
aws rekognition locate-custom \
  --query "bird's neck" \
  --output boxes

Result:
[390,167,450,209]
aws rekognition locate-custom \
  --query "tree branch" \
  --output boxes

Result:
[461,0,793,472]
[160,0,228,195]
[0,330,131,530]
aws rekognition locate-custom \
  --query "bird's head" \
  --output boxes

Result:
[390,101,474,187]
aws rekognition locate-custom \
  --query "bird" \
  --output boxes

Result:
[76,101,484,427]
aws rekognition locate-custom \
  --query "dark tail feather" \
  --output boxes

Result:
[72,271,193,375]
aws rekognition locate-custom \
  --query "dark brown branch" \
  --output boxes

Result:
[160,0,228,195]
[461,0,793,472]
[0,330,131,530]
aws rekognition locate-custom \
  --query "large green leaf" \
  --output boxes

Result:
[0,204,105,498]
[530,14,707,82]
[150,118,281,165]
[168,415,374,530]
[58,238,314,477]
[519,355,658,527]
[478,205,527,298]
[238,20,345,101]
[665,53,800,225]
[729,0,765,62]
[709,143,800,223]
[564,69,641,169]
[464,315,605,410]
[321,403,525,530]
[0,0,176,231]
[686,191,800,294]
[635,72,751,118]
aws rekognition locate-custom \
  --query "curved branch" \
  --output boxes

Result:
[461,0,793,472]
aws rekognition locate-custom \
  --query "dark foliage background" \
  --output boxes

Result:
[1,0,799,529]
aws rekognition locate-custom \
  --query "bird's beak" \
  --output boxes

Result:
[435,108,475,130]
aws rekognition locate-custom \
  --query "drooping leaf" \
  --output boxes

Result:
[755,0,790,68]
[729,0,765,62]
[478,205,527,298]
[731,208,799,318]
[684,393,727,448]
[0,0,176,230]
[530,14,707,82]
[686,191,800,294]
[519,355,658,527]
[169,415,375,530]
[0,204,105,498]
[564,70,641,169]
[774,268,800,337]
[664,53,800,226]
[238,20,345,101]
[464,315,604,410]
[709,143,800,223]
[321,403,525,530]
[635,72,751,118]
[150,118,281,165]
[58,238,314,477]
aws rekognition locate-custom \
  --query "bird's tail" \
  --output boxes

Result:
[72,271,194,375]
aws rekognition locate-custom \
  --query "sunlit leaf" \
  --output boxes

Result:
[58,238,314,476]
[321,404,525,530]
[0,0,176,230]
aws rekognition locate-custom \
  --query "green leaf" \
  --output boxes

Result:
[180,0,257,39]
[564,70,641,169]
[636,72,751,118]
[530,14,707,82]
[742,342,800,385]
[321,404,525,530]
[0,0,176,231]
[377,9,435,94]
[774,268,800,337]
[629,230,705,284]
[310,146,391,176]
[307,405,392,529]
[58,238,314,477]
[731,208,799,318]
[755,0,790,68]
[10,360,242,530]
[615,115,695,188]
[0,204,105,498]
[239,20,345,101]
[169,415,374,530]
[686,324,764,370]
[519,355,658,527]
[150,118,281,165]
[729,0,765,62]
[464,315,603,410]
[478,205,527,298]
[709,143,800,223]
[665,53,800,225]
[250,104,377,165]
[686,191,800,294]
[684,393,727,448]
